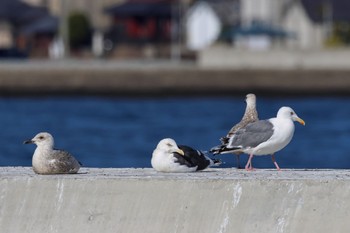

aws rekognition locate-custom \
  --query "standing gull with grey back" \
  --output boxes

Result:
[219,93,259,168]
[211,107,305,171]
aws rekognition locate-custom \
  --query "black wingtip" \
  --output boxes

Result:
[212,158,222,165]
[210,145,242,155]
[209,146,220,155]
[210,144,228,155]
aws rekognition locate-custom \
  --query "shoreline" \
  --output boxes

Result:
[0,60,349,96]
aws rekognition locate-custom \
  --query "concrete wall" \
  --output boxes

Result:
[1,167,350,233]
[1,60,350,96]
[199,47,350,70]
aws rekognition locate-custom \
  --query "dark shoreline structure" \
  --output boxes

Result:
[0,62,350,97]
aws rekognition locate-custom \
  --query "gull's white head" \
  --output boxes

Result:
[24,132,55,148]
[245,93,256,108]
[277,106,305,125]
[156,138,184,155]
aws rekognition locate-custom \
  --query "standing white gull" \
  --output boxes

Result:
[152,138,221,173]
[24,132,81,174]
[219,93,259,168]
[211,106,305,171]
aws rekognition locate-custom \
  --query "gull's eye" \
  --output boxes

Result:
[166,143,172,147]
[38,136,44,140]
[290,112,294,115]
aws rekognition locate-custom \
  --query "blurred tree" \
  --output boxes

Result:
[326,22,350,47]
[68,11,91,50]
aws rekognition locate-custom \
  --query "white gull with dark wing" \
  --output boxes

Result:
[152,138,221,172]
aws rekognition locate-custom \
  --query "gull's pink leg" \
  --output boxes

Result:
[271,154,281,171]
[245,154,254,171]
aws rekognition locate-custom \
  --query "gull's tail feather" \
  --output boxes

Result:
[211,158,222,166]
[210,144,242,155]
[219,136,230,144]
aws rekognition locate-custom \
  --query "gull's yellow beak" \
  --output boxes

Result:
[176,148,185,156]
[296,117,306,126]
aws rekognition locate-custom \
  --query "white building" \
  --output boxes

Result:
[283,0,325,49]
[188,0,335,51]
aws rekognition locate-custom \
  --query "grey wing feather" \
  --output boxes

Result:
[229,120,274,148]
[50,150,81,173]
[243,120,273,133]
[221,108,259,143]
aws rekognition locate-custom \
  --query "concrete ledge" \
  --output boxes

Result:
[1,167,350,233]
[1,64,350,96]
[199,47,350,70]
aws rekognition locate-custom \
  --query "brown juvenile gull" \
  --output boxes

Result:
[151,138,221,173]
[211,106,305,171]
[24,132,81,174]
[219,93,259,168]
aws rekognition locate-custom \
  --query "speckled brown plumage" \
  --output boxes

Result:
[24,132,81,174]
[220,93,259,144]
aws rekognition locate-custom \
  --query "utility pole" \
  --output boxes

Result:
[59,0,70,58]
[323,0,333,39]
[171,1,181,62]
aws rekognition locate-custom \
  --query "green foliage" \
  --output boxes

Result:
[68,11,91,49]
[325,35,343,47]
[326,22,350,47]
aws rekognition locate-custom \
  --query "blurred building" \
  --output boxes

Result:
[0,0,58,58]
[225,0,327,50]
[3,0,350,60]
[189,0,350,51]
[26,0,122,31]
[282,0,334,50]
[22,0,190,59]
[103,0,177,58]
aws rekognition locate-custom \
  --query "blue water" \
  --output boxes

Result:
[0,96,349,169]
